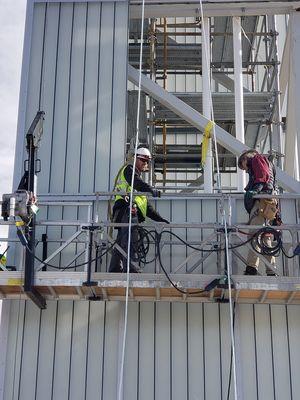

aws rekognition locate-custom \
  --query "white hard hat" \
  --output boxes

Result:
[136,147,152,160]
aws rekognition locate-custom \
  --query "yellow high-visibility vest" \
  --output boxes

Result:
[115,166,148,218]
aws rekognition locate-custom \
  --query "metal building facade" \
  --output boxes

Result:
[1,1,300,400]
[3,300,300,400]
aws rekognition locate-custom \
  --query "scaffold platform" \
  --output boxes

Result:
[1,271,300,305]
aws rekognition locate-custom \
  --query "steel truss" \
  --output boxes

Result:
[127,4,299,190]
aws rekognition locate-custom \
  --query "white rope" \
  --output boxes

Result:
[117,0,145,398]
[222,209,238,400]
[198,2,238,399]
[198,0,221,191]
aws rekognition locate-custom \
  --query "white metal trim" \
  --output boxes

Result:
[130,1,300,19]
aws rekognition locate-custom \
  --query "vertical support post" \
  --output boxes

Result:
[285,11,300,180]
[148,18,157,185]
[83,226,97,287]
[24,134,36,291]
[202,17,213,193]
[41,233,47,271]
[233,17,246,191]
[267,15,284,168]
[23,111,46,309]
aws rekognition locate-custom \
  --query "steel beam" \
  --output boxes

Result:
[130,1,300,19]
[233,16,246,190]
[212,72,250,93]
[202,17,213,192]
[128,64,300,193]
[285,11,300,180]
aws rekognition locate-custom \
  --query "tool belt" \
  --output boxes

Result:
[258,198,278,220]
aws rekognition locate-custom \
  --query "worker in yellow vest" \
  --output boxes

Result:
[109,147,169,273]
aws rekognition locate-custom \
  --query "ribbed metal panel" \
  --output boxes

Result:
[3,300,300,399]
[12,0,129,269]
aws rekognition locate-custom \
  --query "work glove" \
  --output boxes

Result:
[152,189,161,198]
[244,190,257,214]
[245,190,258,200]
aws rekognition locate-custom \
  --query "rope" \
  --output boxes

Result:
[222,211,238,400]
[117,0,145,398]
[198,1,238,398]
[198,0,221,191]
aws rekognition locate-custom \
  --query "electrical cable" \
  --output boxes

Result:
[17,228,118,270]
[250,226,282,257]
[161,229,255,252]
[155,232,205,295]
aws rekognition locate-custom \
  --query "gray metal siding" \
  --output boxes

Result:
[12,0,129,270]
[22,1,128,194]
[4,300,300,400]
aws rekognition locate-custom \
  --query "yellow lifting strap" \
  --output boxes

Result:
[201,120,215,168]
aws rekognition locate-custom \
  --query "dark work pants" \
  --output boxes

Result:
[109,209,140,273]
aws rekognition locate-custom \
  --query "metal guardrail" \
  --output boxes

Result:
[0,193,299,279]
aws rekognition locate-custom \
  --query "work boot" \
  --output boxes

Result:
[266,268,279,277]
[129,265,142,273]
[244,266,258,275]
[109,250,123,273]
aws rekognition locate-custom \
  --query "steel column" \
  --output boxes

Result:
[233,17,246,190]
[202,17,213,192]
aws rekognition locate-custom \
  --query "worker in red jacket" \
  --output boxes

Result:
[238,150,278,276]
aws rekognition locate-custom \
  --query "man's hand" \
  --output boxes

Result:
[245,190,258,200]
[152,189,161,198]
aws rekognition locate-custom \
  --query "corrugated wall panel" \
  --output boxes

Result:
[12,0,129,271]
[4,300,300,400]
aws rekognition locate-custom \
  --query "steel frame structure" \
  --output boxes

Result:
[127,2,300,192]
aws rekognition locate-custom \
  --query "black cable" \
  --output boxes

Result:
[18,224,297,272]
[250,226,282,257]
[161,229,255,252]
[281,246,296,259]
[155,232,205,295]
[23,237,118,270]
